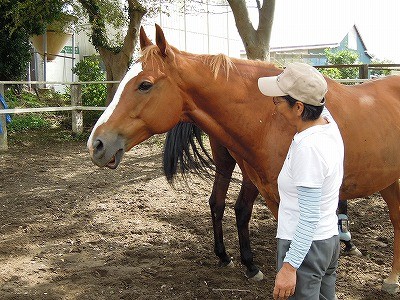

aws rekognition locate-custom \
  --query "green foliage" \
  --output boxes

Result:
[0,1,31,81]
[6,89,40,108]
[5,89,51,133]
[72,55,106,107]
[3,0,68,35]
[0,30,32,81]
[370,58,393,77]
[320,48,359,80]
[72,55,104,82]
[78,0,128,53]
[0,0,69,81]
[72,55,107,124]
[7,114,51,133]
[5,88,69,133]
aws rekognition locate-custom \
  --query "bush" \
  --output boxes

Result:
[4,88,69,133]
[72,55,107,126]
[320,48,359,80]
[370,58,392,78]
[7,114,51,133]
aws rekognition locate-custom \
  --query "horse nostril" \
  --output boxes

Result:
[93,139,105,158]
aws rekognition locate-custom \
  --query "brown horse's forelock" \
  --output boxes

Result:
[140,45,166,70]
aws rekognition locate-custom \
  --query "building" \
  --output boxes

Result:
[267,24,372,66]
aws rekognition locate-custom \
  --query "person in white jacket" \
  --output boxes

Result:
[258,62,344,300]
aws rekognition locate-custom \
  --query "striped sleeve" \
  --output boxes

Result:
[283,186,321,269]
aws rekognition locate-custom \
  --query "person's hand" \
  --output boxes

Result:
[273,262,296,300]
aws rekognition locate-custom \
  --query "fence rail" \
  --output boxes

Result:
[0,81,112,151]
[0,63,397,151]
[0,81,119,85]
[0,78,370,116]
[314,63,400,79]
[0,106,106,114]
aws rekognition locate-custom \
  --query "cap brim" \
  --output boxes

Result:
[258,76,287,97]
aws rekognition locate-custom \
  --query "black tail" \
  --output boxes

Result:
[163,122,215,182]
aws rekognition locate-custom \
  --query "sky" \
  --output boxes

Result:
[270,0,400,62]
[142,1,400,62]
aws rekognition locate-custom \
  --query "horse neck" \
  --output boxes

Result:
[176,54,282,164]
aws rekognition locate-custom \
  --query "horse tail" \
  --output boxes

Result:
[163,122,215,183]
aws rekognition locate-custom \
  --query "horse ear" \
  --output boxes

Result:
[140,26,153,50]
[155,24,168,57]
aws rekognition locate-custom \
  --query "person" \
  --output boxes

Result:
[258,62,344,300]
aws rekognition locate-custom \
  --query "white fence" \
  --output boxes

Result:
[0,81,120,151]
[0,78,369,151]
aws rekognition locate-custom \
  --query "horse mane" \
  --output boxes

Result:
[201,53,236,80]
[141,45,236,80]
[163,122,215,183]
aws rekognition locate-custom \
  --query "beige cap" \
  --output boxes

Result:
[258,62,327,106]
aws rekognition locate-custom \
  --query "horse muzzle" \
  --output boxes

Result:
[88,133,125,169]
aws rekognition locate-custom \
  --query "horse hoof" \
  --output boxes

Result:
[382,282,400,294]
[343,246,362,256]
[219,259,234,268]
[226,260,235,268]
[248,270,264,282]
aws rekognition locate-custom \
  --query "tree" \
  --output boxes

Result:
[0,0,66,81]
[320,48,360,80]
[78,0,146,104]
[227,0,275,60]
[370,58,392,78]
[0,27,32,81]
[72,55,107,123]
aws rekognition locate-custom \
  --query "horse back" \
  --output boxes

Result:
[326,76,400,198]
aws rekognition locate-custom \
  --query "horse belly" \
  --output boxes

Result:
[340,163,400,199]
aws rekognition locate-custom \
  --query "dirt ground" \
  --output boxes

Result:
[0,129,399,300]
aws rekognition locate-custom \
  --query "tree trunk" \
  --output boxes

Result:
[227,0,275,61]
[98,49,131,104]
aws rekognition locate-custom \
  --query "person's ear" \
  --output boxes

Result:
[295,101,304,116]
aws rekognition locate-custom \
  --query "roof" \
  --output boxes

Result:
[269,21,370,55]
[270,0,367,55]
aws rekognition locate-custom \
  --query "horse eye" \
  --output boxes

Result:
[138,81,153,92]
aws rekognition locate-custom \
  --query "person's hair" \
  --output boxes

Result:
[283,95,324,121]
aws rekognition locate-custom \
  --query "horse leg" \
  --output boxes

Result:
[208,139,236,267]
[234,178,263,280]
[380,181,400,294]
[338,200,362,256]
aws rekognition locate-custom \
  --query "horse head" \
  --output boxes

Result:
[87,25,186,169]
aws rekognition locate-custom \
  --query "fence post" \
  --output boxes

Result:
[71,84,83,134]
[359,64,369,79]
[0,84,8,151]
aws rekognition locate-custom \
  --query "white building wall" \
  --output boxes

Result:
[37,25,98,92]
[142,1,242,57]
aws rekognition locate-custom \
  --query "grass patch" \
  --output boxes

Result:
[7,113,51,133]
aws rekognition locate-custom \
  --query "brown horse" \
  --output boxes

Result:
[88,25,400,294]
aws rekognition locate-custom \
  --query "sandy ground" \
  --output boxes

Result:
[0,130,399,300]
